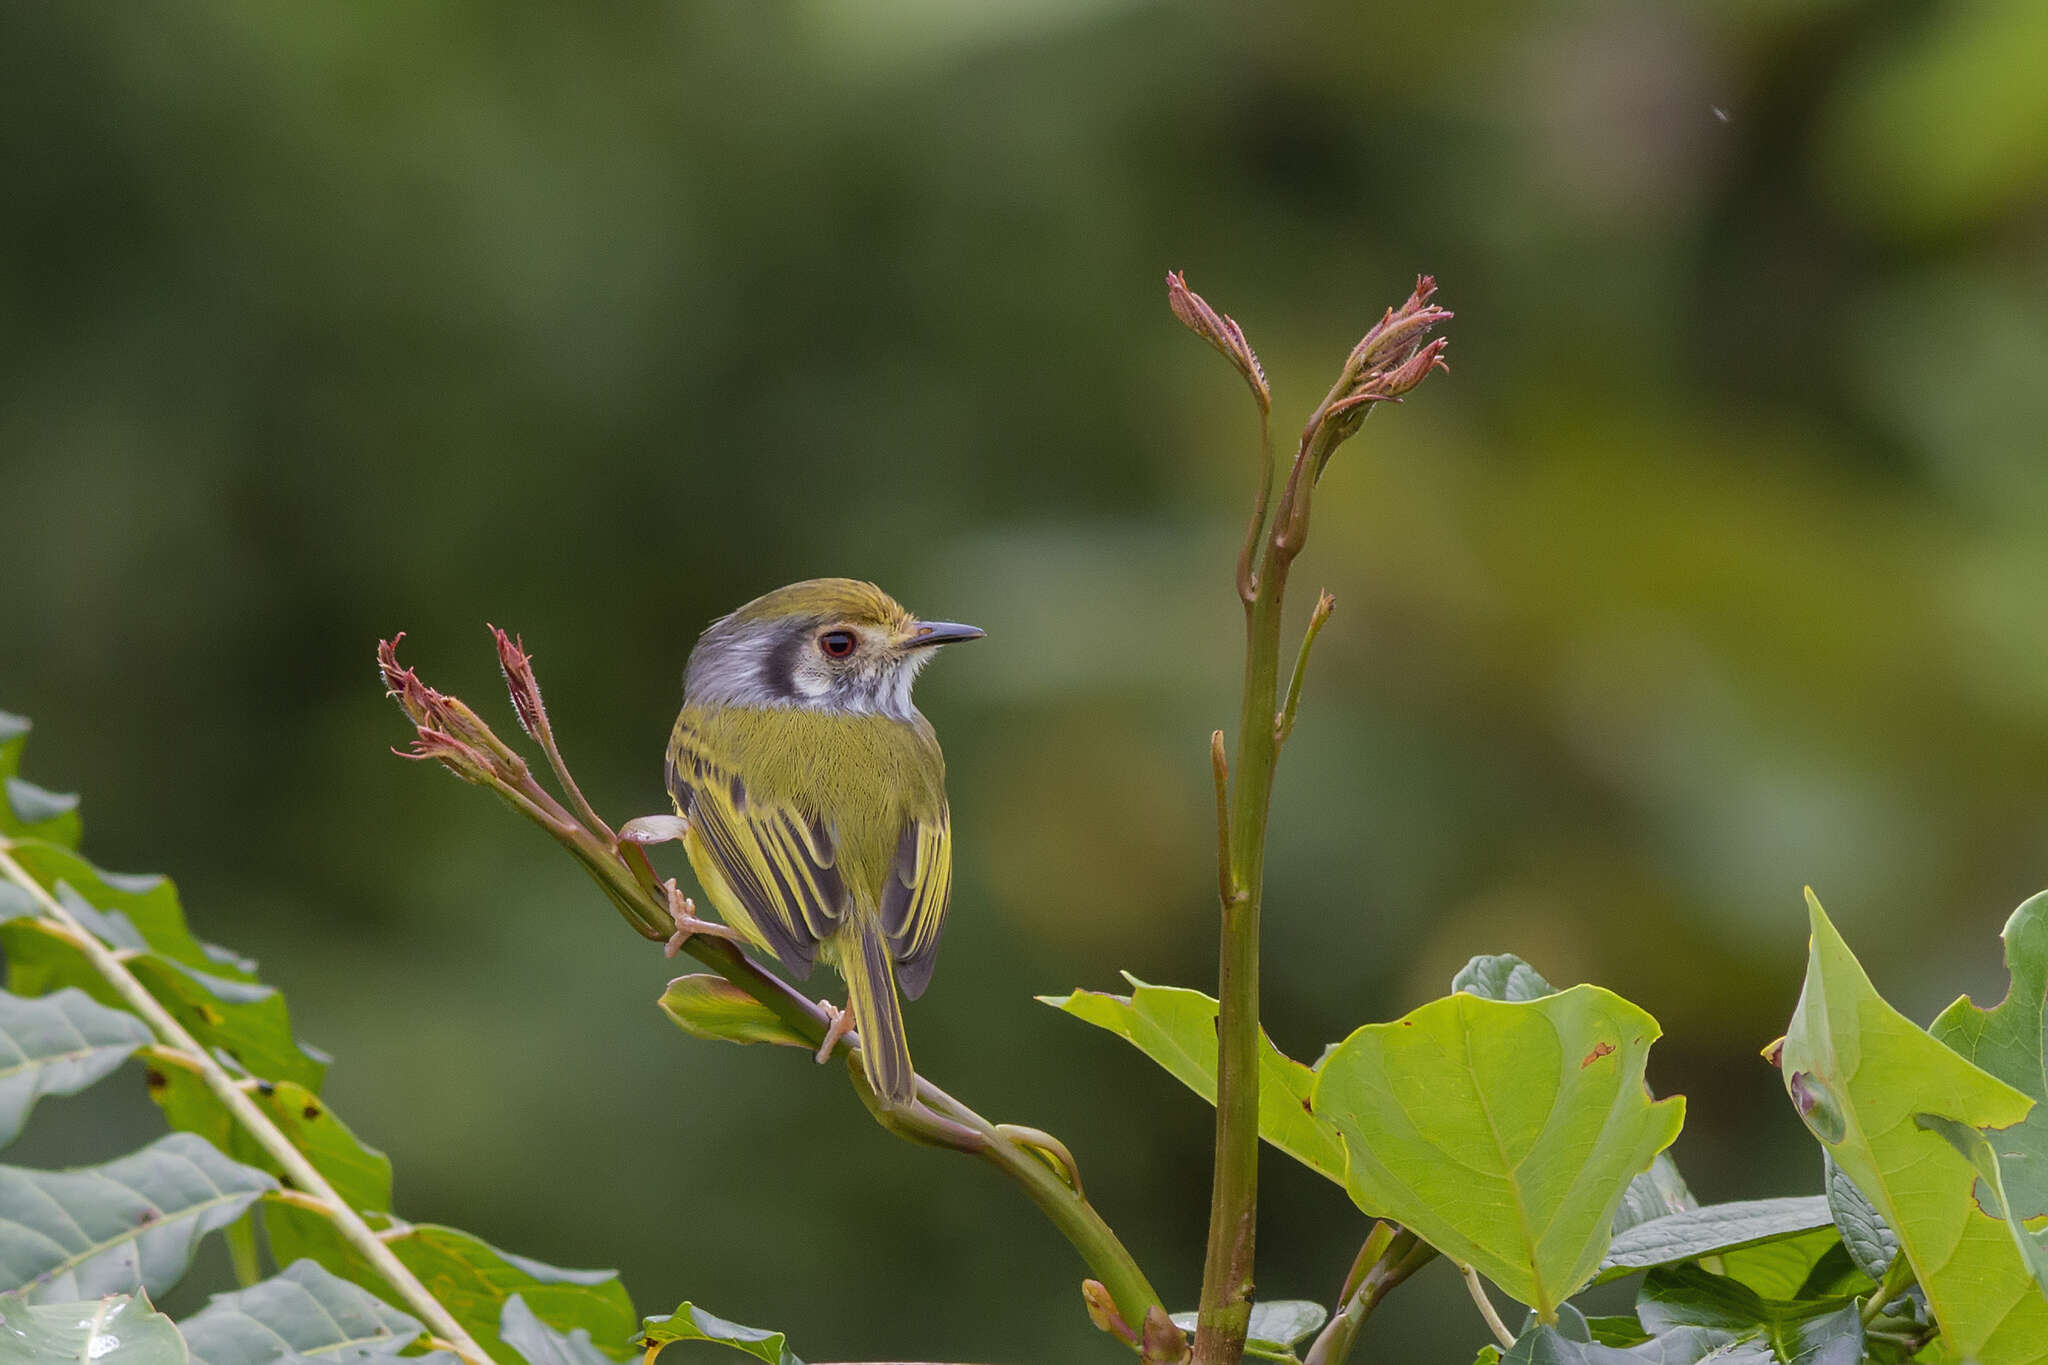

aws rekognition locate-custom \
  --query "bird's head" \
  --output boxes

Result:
[683,578,984,718]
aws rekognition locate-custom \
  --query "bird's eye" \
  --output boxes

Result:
[818,630,857,659]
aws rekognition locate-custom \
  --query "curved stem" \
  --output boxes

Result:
[0,843,497,1365]
[1463,1265,1515,1351]
[1303,1227,1430,1365]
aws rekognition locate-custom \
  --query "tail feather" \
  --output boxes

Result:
[845,918,914,1104]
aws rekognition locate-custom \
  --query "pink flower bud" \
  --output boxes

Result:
[1167,271,1271,414]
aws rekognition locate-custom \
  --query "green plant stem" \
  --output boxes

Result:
[1302,1227,1430,1365]
[1275,590,1334,748]
[1195,441,1304,1365]
[1462,1265,1515,1351]
[0,842,498,1365]
[1862,1251,1917,1327]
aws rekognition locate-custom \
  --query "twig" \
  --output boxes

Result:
[492,626,613,842]
[379,638,1168,1340]
[0,842,497,1365]
[1275,590,1335,747]
[1462,1265,1515,1352]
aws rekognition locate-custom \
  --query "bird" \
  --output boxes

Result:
[622,578,983,1105]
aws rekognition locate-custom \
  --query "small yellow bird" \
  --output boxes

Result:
[631,579,982,1105]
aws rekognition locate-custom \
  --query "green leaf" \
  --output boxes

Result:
[0,841,231,979]
[1930,889,2048,1220]
[1821,1154,1896,1282]
[1311,985,1684,1316]
[1169,1300,1326,1360]
[0,987,153,1148]
[1715,1227,1853,1301]
[0,715,82,851]
[1581,1317,1649,1347]
[640,1303,801,1364]
[657,976,808,1049]
[1499,1322,1743,1364]
[0,1132,276,1300]
[1914,1112,2048,1294]
[1596,1197,1833,1283]
[179,1259,457,1365]
[1,921,323,1090]
[0,1290,188,1364]
[501,1294,612,1365]
[1038,975,1346,1184]
[264,1202,635,1361]
[1453,954,1560,1004]
[1451,954,1697,1237]
[145,1062,391,1214]
[1778,890,2048,1363]
[1636,1265,1863,1364]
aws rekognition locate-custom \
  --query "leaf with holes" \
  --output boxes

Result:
[1931,890,2048,1221]
[0,987,152,1148]
[657,976,807,1049]
[264,1202,635,1361]
[1913,1113,2048,1295]
[1778,890,2048,1363]
[1039,975,1345,1183]
[145,1061,390,1214]
[640,1303,801,1365]
[0,1289,188,1364]
[0,1131,275,1300]
[179,1259,459,1365]
[1312,985,1684,1317]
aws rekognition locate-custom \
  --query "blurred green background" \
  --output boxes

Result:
[6,1,2048,1360]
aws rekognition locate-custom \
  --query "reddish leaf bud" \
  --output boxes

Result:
[1167,271,1271,414]
[491,625,548,743]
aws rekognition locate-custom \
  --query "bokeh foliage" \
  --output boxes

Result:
[4,2,2047,1361]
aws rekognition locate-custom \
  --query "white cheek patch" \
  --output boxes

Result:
[793,670,832,700]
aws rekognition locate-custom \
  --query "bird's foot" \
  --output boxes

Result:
[617,814,689,850]
[660,878,739,958]
[814,1000,857,1065]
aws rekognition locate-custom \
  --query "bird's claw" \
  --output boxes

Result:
[661,878,738,958]
[814,1000,856,1065]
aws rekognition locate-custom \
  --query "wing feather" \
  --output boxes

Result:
[666,721,846,978]
[880,807,952,1000]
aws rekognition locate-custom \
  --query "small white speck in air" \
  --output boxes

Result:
[1711,106,1731,123]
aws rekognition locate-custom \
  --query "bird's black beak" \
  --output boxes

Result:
[904,620,986,648]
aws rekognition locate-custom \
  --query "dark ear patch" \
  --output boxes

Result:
[759,620,809,701]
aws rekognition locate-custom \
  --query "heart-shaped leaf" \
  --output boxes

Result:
[179,1259,458,1365]
[1312,985,1683,1317]
[1452,954,1696,1237]
[657,976,807,1049]
[0,1290,187,1364]
[640,1302,801,1364]
[1039,975,1345,1183]
[1778,890,2048,1363]
[1930,890,2048,1220]
[0,1132,275,1301]
[0,987,152,1148]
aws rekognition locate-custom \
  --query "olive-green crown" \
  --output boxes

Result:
[728,578,913,631]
